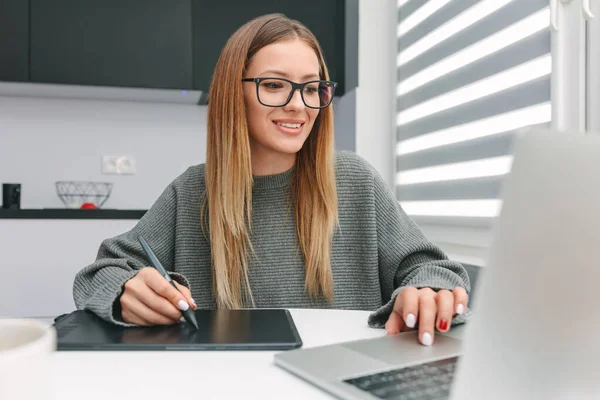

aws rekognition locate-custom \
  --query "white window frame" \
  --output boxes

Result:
[550,0,587,131]
[586,0,600,132]
[394,0,596,267]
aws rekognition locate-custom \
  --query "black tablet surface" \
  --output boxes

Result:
[53,309,302,351]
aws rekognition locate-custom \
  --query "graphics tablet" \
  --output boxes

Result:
[53,309,302,351]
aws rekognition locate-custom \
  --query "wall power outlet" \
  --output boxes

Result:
[102,155,137,175]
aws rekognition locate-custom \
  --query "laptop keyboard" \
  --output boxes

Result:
[343,356,459,400]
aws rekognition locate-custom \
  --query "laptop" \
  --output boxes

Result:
[274,130,600,399]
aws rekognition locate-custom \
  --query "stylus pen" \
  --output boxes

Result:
[138,235,199,330]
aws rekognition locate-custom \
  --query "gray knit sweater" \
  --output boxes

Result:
[73,151,471,328]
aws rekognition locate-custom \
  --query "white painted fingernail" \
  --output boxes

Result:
[180,317,185,322]
[191,298,197,307]
[405,313,416,328]
[456,304,465,315]
[178,300,190,311]
[421,332,433,346]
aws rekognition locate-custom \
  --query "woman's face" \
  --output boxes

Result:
[243,39,321,166]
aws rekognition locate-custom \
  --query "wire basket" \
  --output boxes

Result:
[55,181,113,209]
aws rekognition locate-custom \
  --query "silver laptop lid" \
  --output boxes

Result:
[451,131,600,399]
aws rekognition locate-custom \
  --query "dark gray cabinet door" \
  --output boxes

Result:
[0,0,29,82]
[278,0,341,92]
[191,0,345,94]
[191,0,281,92]
[30,0,193,89]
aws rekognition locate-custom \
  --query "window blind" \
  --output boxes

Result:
[395,0,551,228]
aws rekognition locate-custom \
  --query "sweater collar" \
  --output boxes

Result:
[252,166,295,190]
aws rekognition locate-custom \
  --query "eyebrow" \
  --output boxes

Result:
[258,70,320,81]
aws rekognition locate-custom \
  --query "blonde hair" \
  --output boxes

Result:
[204,13,338,309]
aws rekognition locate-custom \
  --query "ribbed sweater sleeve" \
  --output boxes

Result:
[72,171,191,326]
[366,164,472,328]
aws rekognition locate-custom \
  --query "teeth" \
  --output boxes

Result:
[277,122,302,129]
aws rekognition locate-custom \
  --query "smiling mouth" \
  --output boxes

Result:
[272,121,306,136]
[274,121,304,129]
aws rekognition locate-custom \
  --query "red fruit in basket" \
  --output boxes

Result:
[81,202,97,209]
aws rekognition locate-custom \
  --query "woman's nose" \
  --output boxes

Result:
[283,88,305,111]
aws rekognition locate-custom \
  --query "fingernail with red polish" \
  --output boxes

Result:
[439,319,449,331]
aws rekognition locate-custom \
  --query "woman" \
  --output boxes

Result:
[73,14,470,347]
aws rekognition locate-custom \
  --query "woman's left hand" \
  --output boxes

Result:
[384,286,468,346]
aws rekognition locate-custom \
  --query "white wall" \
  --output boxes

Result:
[332,88,357,151]
[0,96,207,209]
[0,219,138,317]
[355,0,396,188]
[0,90,360,210]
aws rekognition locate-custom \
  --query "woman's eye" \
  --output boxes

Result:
[304,86,319,94]
[263,82,284,89]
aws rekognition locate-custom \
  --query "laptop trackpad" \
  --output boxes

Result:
[342,331,462,365]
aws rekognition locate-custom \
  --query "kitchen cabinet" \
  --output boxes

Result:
[2,0,357,97]
[192,0,281,93]
[0,0,29,82]
[276,0,351,95]
[192,0,357,96]
[29,0,193,90]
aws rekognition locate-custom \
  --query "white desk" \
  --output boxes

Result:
[48,309,387,400]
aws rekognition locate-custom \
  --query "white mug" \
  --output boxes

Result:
[0,319,56,399]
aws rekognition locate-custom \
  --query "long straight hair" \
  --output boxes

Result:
[205,14,338,309]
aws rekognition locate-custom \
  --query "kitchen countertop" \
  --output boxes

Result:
[0,208,147,220]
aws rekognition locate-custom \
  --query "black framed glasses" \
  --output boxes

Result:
[242,77,337,109]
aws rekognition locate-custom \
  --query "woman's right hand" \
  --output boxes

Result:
[120,267,197,326]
